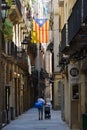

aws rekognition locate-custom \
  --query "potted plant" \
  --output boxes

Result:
[2,18,13,40]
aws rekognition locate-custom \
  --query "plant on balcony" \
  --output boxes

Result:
[2,18,13,40]
[1,0,13,40]
[6,0,12,14]
[6,0,12,5]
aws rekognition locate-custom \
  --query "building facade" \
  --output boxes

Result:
[59,0,87,129]
[0,0,34,127]
[51,0,62,110]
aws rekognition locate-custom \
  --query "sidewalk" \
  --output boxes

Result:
[2,108,70,130]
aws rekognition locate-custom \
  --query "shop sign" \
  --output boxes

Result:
[68,64,79,84]
[70,67,79,77]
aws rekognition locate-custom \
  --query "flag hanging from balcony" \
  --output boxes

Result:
[31,31,38,43]
[32,18,49,43]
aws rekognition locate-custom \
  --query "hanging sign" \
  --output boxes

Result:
[68,63,79,84]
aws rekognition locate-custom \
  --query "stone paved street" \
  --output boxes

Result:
[2,108,70,130]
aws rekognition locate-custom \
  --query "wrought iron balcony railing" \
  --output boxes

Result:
[83,0,87,23]
[61,23,69,52]
[1,33,5,52]
[61,0,87,55]
[7,41,17,58]
[68,0,82,44]
[17,47,28,64]
[61,24,66,52]
[6,41,27,64]
[12,0,22,15]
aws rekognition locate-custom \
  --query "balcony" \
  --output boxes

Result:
[59,0,87,68]
[68,0,87,46]
[1,33,5,52]
[6,41,28,67]
[83,0,87,23]
[68,0,82,45]
[60,23,69,53]
[17,48,28,69]
[9,0,22,23]
[17,47,28,65]
[61,24,66,52]
[59,44,69,64]
[7,41,17,58]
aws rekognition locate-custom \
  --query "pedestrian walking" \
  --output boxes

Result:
[37,96,45,120]
[34,96,45,120]
[38,97,45,120]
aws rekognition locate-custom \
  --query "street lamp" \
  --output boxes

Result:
[1,0,10,22]
[0,0,10,128]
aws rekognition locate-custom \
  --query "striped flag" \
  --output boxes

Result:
[32,18,49,43]
[31,31,38,43]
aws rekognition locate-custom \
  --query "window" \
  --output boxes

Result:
[72,84,79,100]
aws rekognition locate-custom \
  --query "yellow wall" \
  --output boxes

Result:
[68,0,77,17]
[59,7,64,30]
[59,0,77,30]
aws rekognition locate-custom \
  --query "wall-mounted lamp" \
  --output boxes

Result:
[1,0,10,22]
[59,57,70,66]
[70,46,87,61]
[70,51,80,60]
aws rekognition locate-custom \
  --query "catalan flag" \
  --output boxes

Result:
[31,31,38,43]
[32,18,49,43]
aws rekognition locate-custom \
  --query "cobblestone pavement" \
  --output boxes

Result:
[2,108,70,130]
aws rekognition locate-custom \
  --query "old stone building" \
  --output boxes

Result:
[59,0,87,129]
[0,0,35,126]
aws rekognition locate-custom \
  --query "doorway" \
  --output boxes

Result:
[71,84,80,129]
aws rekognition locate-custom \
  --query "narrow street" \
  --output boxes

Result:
[2,108,70,130]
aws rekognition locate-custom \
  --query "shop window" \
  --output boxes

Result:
[72,84,79,100]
